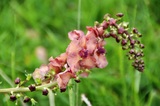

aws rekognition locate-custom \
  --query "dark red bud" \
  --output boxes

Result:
[116,13,124,17]
[118,27,125,34]
[10,95,17,101]
[23,97,30,103]
[14,77,21,84]
[121,39,127,46]
[42,89,49,96]
[109,18,116,26]
[60,88,66,92]
[133,28,138,34]
[110,33,117,38]
[75,79,81,83]
[29,85,36,92]
[104,34,110,38]
[129,49,134,54]
[102,21,109,29]
[130,39,135,45]
[116,37,120,43]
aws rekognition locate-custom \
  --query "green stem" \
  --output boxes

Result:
[48,89,55,106]
[69,80,75,106]
[0,81,57,93]
[134,71,141,106]
[118,46,127,106]
[75,0,81,106]
[75,83,79,106]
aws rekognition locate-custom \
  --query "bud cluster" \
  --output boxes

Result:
[102,13,145,72]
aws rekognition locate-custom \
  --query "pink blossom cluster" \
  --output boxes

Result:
[32,13,145,92]
[33,26,108,92]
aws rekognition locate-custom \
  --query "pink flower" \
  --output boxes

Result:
[32,65,49,81]
[56,68,76,92]
[33,25,109,91]
[48,53,67,74]
[66,30,86,73]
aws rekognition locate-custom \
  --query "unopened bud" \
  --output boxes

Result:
[23,97,30,103]
[133,28,138,34]
[29,85,36,92]
[10,95,17,101]
[121,39,127,46]
[118,27,125,34]
[140,44,145,49]
[116,13,124,17]
[14,77,21,84]
[42,89,49,96]
[60,88,66,92]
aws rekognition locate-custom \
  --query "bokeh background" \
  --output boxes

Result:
[0,0,160,106]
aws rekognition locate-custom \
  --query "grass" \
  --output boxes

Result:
[0,0,160,106]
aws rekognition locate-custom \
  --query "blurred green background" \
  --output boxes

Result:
[0,0,160,106]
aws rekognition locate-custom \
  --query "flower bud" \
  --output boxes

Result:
[101,21,109,29]
[109,18,116,26]
[118,27,125,34]
[42,89,49,96]
[14,77,21,84]
[133,28,138,34]
[10,95,17,101]
[60,88,66,92]
[137,32,142,37]
[129,49,135,54]
[23,97,30,103]
[140,44,145,49]
[116,13,124,17]
[29,85,36,92]
[121,39,127,46]
[130,39,135,45]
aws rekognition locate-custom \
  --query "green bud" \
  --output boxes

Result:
[26,74,32,81]
[35,78,42,85]
[31,98,37,106]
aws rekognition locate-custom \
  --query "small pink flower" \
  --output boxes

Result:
[56,68,76,92]
[32,65,49,81]
[48,53,67,74]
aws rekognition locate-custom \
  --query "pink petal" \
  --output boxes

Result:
[94,52,108,68]
[68,30,84,41]
[86,31,98,54]
[56,69,76,91]
[79,56,96,69]
[32,65,49,81]
[48,53,67,74]
[96,27,104,37]
[66,40,82,72]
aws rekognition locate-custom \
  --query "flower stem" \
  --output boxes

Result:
[0,81,57,93]
[69,80,75,106]
[48,89,55,106]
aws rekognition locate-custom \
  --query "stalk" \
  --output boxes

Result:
[69,80,75,106]
[0,81,57,93]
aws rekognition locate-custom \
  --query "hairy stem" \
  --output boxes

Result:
[0,81,57,93]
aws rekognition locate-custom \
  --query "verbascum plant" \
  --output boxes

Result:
[0,13,145,105]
